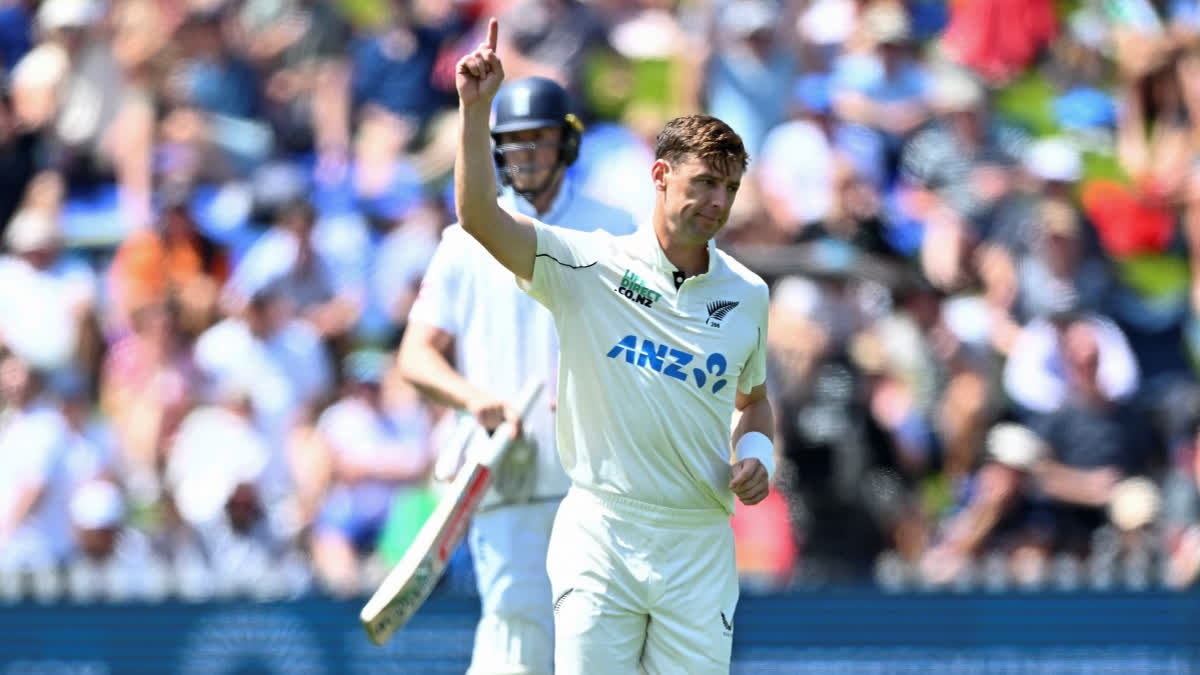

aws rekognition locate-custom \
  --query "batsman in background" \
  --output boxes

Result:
[452,19,775,675]
[397,69,636,675]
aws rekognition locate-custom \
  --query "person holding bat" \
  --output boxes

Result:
[397,41,636,675]
[450,19,776,675]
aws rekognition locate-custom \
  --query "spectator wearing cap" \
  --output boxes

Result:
[831,3,930,174]
[166,375,309,596]
[69,479,129,562]
[979,136,1094,259]
[1025,137,1085,201]
[906,65,1031,217]
[1014,200,1115,323]
[65,478,160,599]
[0,208,96,371]
[979,195,1118,356]
[699,0,798,157]
[899,65,1030,290]
[309,349,435,596]
[924,323,1146,586]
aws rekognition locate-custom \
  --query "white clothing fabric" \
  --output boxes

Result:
[0,405,74,568]
[369,222,439,330]
[166,406,271,527]
[519,223,769,514]
[467,500,559,675]
[317,398,433,483]
[0,255,93,370]
[1002,314,1139,414]
[409,181,636,675]
[409,182,637,507]
[226,218,367,307]
[757,119,836,226]
[193,317,333,495]
[548,486,738,675]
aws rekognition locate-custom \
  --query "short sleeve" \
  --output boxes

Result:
[407,226,470,335]
[737,286,770,395]
[517,219,605,315]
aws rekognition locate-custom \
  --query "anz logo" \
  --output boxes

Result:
[606,335,730,394]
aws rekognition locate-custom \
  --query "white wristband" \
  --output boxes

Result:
[735,431,775,481]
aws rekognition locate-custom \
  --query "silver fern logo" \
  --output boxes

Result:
[705,300,739,327]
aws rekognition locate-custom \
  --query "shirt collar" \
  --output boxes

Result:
[499,176,575,225]
[635,223,722,288]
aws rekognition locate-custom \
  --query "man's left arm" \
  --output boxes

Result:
[729,287,774,506]
[729,384,775,506]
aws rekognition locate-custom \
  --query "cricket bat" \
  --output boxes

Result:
[360,380,545,646]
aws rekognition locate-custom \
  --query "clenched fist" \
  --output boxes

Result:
[466,389,522,441]
[456,18,505,107]
[729,458,769,506]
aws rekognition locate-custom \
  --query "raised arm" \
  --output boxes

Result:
[455,18,537,281]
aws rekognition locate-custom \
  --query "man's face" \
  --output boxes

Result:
[654,154,742,245]
[1040,231,1080,276]
[495,126,563,193]
[948,107,984,142]
[1062,320,1100,386]
[226,483,262,534]
[78,527,117,560]
[0,354,31,405]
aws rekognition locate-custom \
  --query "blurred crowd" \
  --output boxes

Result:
[2,0,1200,602]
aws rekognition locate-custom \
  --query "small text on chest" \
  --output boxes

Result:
[615,269,662,308]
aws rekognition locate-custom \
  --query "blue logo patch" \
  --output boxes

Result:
[605,335,729,394]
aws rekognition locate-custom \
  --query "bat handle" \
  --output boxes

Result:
[478,380,544,467]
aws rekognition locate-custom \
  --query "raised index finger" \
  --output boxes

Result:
[486,17,498,51]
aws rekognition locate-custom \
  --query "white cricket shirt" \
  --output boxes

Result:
[409,182,637,505]
[519,222,769,514]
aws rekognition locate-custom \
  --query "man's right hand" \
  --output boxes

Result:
[466,390,522,440]
[456,18,504,108]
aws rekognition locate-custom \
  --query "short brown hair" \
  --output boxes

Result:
[654,115,749,175]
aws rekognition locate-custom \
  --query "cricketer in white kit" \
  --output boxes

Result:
[452,20,776,675]
[400,74,637,675]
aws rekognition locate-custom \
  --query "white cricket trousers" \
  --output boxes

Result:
[547,486,739,675]
[467,499,560,675]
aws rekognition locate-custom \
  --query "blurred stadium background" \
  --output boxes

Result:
[3,0,1200,671]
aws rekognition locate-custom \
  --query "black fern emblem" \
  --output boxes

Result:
[705,300,739,327]
[554,589,574,616]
